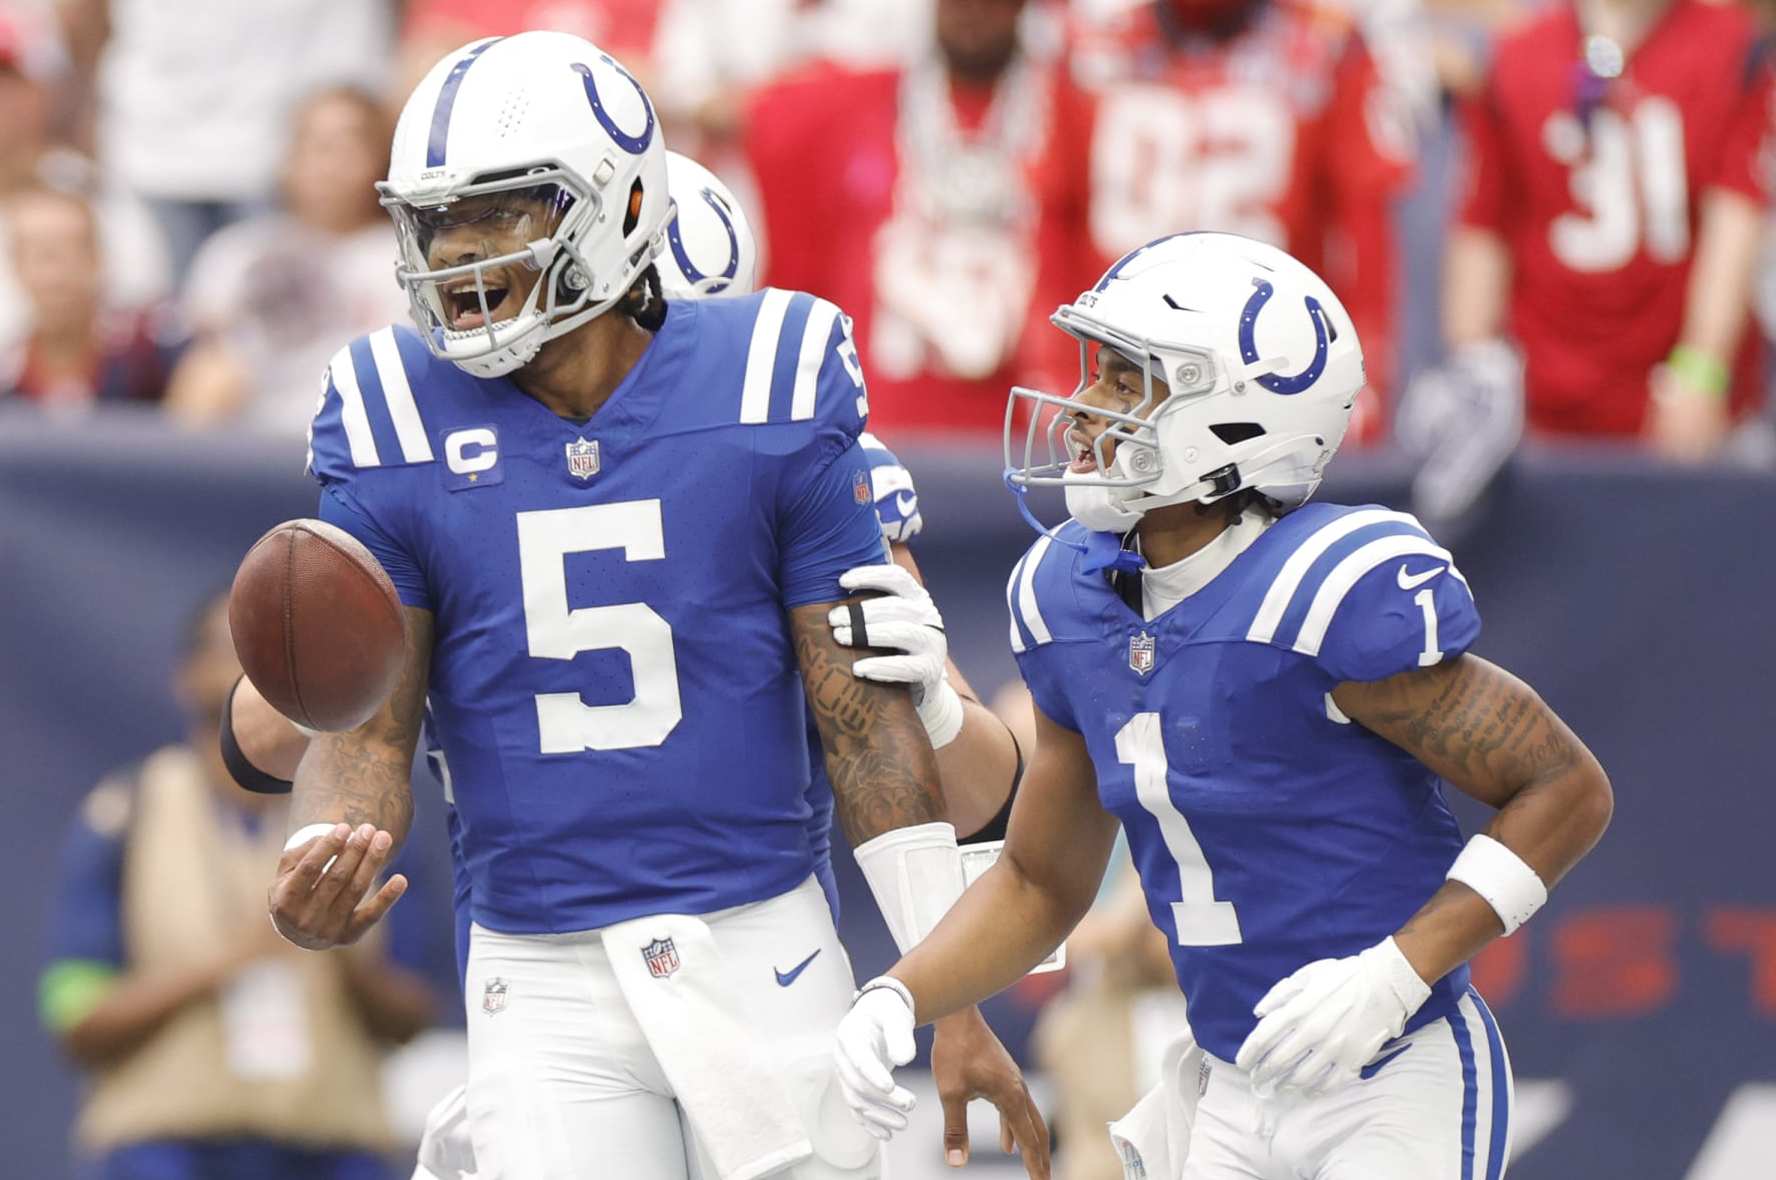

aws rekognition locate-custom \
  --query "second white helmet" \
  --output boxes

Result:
[658,152,758,300]
[1006,232,1365,528]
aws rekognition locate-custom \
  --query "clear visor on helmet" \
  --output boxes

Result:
[380,167,597,352]
[1004,303,1226,491]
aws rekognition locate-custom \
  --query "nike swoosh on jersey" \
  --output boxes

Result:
[774,949,821,987]
[1396,563,1447,591]
[892,492,918,517]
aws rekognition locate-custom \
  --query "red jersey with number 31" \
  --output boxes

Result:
[1458,0,1773,436]
[1032,0,1412,439]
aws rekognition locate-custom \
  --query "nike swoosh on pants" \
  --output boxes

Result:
[774,949,821,987]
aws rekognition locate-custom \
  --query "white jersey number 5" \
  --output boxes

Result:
[516,501,683,753]
[1116,712,1243,946]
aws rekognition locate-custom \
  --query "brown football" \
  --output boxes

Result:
[229,518,407,732]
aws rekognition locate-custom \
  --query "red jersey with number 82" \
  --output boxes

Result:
[1031,1,1412,438]
[1457,0,1773,436]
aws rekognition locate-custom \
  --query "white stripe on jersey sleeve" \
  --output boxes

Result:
[1006,550,1030,654]
[740,289,794,424]
[368,327,433,463]
[1246,508,1422,644]
[1292,533,1460,657]
[328,345,381,468]
[1017,532,1058,646]
[790,298,841,421]
[858,430,888,453]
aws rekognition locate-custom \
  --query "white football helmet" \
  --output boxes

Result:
[1006,232,1364,529]
[380,31,672,378]
[658,152,758,299]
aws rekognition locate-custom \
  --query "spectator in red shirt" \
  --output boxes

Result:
[1,186,173,410]
[1443,0,1772,461]
[745,0,1059,436]
[1031,0,1413,440]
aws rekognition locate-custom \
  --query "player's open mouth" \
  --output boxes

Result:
[442,281,511,330]
[1067,427,1106,473]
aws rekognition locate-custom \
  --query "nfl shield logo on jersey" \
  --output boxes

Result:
[565,437,601,479]
[1129,631,1157,677]
[642,937,681,978]
[482,977,508,1015]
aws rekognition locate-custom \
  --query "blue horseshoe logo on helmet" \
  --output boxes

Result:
[571,57,655,155]
[1238,279,1332,395]
[667,186,741,292]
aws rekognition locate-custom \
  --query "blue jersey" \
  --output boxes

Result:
[307,291,887,934]
[423,430,924,980]
[1007,504,1482,1061]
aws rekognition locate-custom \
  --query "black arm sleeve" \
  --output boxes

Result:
[220,676,293,796]
[957,729,1023,845]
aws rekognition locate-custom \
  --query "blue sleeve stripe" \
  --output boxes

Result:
[765,293,815,423]
[326,344,382,468]
[740,288,795,423]
[790,298,841,421]
[1246,508,1423,644]
[348,336,408,466]
[1291,532,1461,657]
[368,327,434,463]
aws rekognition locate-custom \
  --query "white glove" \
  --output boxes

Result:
[1395,339,1525,523]
[828,564,964,748]
[832,977,919,1140]
[1234,937,1432,1096]
[414,1083,476,1180]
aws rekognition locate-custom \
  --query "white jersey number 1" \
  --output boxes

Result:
[1116,712,1243,946]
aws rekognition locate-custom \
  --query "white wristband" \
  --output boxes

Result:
[855,974,916,1016]
[854,821,967,954]
[1446,834,1547,936]
[916,680,965,750]
[283,822,340,853]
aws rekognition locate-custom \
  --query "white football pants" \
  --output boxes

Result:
[1184,988,1513,1180]
[462,876,881,1180]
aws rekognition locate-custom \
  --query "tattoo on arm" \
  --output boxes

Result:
[1337,654,1582,806]
[790,599,945,845]
[290,608,432,838]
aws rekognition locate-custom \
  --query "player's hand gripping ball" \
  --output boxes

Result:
[229,519,406,732]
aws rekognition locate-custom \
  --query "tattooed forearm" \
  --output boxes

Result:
[1335,655,1582,804]
[1349,655,1613,982]
[291,736,416,834]
[290,607,431,841]
[790,599,945,845]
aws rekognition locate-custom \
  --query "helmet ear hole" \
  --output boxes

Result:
[1209,422,1265,445]
[622,179,645,237]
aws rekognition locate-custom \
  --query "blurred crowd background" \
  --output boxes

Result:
[4,1,1774,1178]
[4,0,1774,462]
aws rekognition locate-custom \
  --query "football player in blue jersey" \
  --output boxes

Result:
[256,33,1042,1180]
[833,232,1614,1180]
[225,151,1030,1180]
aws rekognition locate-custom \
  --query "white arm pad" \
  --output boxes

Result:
[283,822,339,853]
[1446,833,1547,936]
[853,821,967,954]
